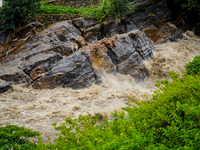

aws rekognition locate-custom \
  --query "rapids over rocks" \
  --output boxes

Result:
[0,0,200,142]
[0,32,200,142]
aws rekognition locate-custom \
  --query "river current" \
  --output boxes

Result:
[0,31,200,142]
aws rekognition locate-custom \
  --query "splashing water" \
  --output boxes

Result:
[144,31,200,82]
[0,31,200,142]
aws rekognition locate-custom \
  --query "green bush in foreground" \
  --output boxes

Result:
[44,72,199,149]
[0,125,40,150]
[43,57,199,149]
[185,56,200,75]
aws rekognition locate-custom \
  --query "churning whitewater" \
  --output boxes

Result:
[0,31,200,141]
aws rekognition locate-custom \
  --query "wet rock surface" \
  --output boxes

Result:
[79,30,154,80]
[0,0,182,89]
[0,20,154,88]
[32,51,100,89]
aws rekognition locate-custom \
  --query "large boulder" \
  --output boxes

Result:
[80,30,155,80]
[0,16,156,89]
[32,51,100,89]
[0,21,87,85]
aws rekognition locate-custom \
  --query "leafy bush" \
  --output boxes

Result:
[88,0,131,22]
[174,0,200,12]
[0,0,41,30]
[185,56,200,75]
[126,72,200,149]
[45,64,200,149]
[0,125,40,150]
[109,0,130,18]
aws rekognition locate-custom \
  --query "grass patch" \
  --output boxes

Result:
[40,4,91,15]
[40,0,51,2]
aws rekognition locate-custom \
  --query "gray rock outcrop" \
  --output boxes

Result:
[0,20,155,88]
[0,0,182,89]
[32,51,100,89]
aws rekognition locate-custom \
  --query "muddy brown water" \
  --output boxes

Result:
[0,31,200,142]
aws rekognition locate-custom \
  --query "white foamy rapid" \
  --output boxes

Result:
[0,31,200,142]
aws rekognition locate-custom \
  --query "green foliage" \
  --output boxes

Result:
[40,0,50,2]
[40,4,90,15]
[45,112,144,149]
[44,57,200,149]
[0,125,40,150]
[174,0,200,12]
[87,0,131,22]
[39,0,132,23]
[185,56,200,75]
[0,0,41,30]
[126,72,200,149]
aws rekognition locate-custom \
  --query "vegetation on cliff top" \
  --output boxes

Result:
[0,0,41,30]
[0,0,132,30]
[1,56,199,149]
[1,0,199,31]
[168,0,200,34]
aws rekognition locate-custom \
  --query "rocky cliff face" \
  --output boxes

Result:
[0,0,182,90]
[72,0,182,44]
[0,20,154,89]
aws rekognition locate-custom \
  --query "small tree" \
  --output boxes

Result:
[0,0,41,30]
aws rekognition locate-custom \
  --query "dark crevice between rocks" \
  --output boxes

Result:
[106,48,119,65]
[119,19,128,34]
[71,22,85,42]
[129,34,145,60]
[18,68,33,85]
[57,34,67,42]
[135,49,145,61]
[99,24,108,40]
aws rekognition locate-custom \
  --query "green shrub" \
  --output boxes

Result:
[0,125,40,150]
[0,0,41,30]
[85,0,131,22]
[44,72,199,149]
[125,72,200,149]
[45,112,145,149]
[185,56,200,75]
[109,0,130,18]
[174,0,200,12]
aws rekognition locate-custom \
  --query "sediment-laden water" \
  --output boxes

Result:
[0,31,200,142]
